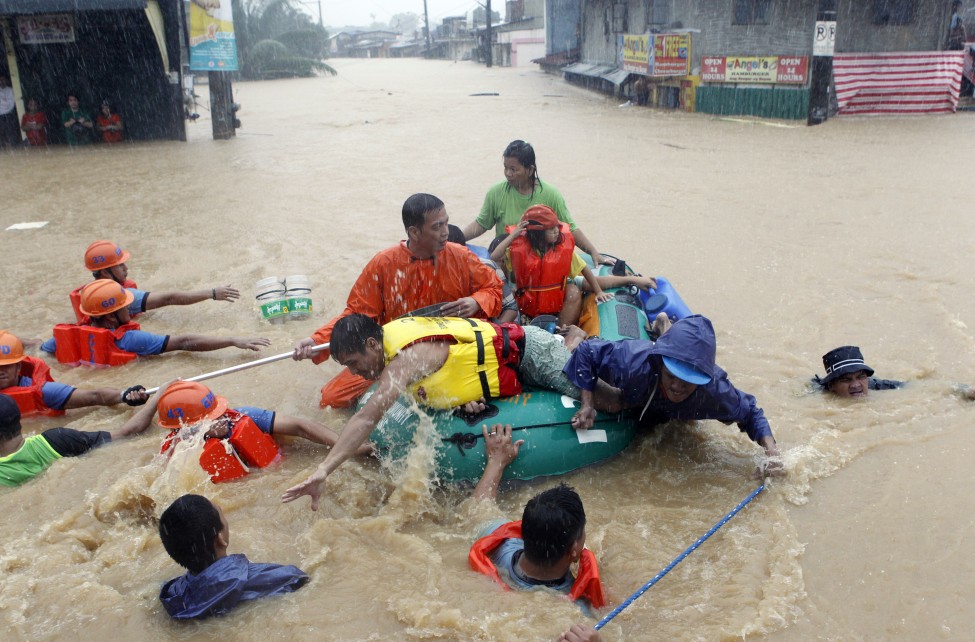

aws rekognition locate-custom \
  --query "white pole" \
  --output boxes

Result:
[144,343,329,395]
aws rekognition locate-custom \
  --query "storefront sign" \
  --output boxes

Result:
[622,34,650,74]
[701,55,809,84]
[17,14,74,45]
[652,33,690,77]
[189,0,239,71]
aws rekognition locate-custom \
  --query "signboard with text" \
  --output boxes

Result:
[17,14,74,44]
[189,0,239,71]
[622,34,651,74]
[652,33,690,77]
[701,55,809,84]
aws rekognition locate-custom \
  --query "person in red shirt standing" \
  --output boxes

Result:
[292,193,504,409]
[96,100,123,143]
[20,98,47,146]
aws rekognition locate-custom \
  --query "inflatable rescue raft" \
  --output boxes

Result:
[364,257,693,483]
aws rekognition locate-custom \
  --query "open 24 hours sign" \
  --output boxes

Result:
[701,56,809,84]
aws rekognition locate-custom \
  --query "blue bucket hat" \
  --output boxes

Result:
[662,355,711,385]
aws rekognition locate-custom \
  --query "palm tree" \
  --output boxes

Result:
[232,0,337,79]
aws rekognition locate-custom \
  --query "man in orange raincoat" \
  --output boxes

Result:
[293,193,503,408]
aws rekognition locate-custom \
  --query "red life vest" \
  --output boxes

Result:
[506,223,576,318]
[161,410,282,484]
[1,356,65,418]
[69,278,138,324]
[51,322,140,367]
[468,520,606,609]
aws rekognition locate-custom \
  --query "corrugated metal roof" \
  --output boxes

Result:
[0,0,146,14]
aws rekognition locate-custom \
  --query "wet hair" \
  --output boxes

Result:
[402,193,445,232]
[526,228,561,255]
[447,224,467,246]
[66,91,80,102]
[0,393,23,441]
[521,483,586,568]
[331,313,383,360]
[502,140,540,197]
[159,494,222,574]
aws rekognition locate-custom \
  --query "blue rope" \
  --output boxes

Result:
[594,483,765,631]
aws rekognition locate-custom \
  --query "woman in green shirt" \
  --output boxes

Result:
[462,140,610,266]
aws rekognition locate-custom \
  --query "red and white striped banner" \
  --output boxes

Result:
[833,51,965,115]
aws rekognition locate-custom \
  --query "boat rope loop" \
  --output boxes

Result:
[594,483,766,631]
[441,418,619,456]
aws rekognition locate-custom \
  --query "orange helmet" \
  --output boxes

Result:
[84,240,130,271]
[0,330,26,366]
[79,279,135,316]
[156,381,229,429]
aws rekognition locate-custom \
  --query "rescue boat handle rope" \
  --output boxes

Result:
[594,483,766,631]
[144,343,330,395]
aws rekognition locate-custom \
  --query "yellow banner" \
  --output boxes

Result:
[622,34,650,73]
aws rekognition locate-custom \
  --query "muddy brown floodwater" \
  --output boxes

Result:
[1,58,974,641]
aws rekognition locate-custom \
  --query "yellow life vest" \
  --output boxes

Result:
[382,317,513,409]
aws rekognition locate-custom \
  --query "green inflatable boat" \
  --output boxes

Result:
[363,259,682,483]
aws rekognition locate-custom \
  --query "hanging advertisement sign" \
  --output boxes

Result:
[622,34,651,74]
[189,0,239,71]
[652,33,690,77]
[701,55,809,84]
[17,14,74,44]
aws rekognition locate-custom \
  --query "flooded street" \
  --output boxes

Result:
[2,58,974,640]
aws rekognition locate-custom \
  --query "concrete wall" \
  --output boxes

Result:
[546,0,581,53]
[498,27,546,66]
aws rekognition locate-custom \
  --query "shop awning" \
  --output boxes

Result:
[563,63,618,79]
[601,68,631,86]
[0,0,146,15]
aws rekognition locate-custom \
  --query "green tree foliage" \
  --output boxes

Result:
[232,0,336,79]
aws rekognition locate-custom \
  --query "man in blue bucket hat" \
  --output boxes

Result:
[564,315,782,475]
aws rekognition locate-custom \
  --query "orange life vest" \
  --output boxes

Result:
[161,410,282,483]
[69,278,138,324]
[1,356,64,417]
[51,322,140,367]
[506,223,576,318]
[468,520,606,609]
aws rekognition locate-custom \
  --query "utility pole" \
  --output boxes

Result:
[423,0,431,55]
[485,0,492,67]
[807,0,837,125]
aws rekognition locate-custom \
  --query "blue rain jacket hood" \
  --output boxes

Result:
[563,315,773,444]
[649,315,718,380]
[160,554,308,620]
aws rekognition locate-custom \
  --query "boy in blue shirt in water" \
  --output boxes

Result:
[158,494,308,619]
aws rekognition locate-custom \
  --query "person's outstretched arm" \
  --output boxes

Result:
[164,335,270,353]
[63,385,148,409]
[272,414,373,455]
[282,342,449,510]
[144,285,239,310]
[110,380,174,440]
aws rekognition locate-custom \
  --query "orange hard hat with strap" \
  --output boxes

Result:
[84,240,130,271]
[79,279,135,316]
[0,330,26,366]
[156,381,229,429]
